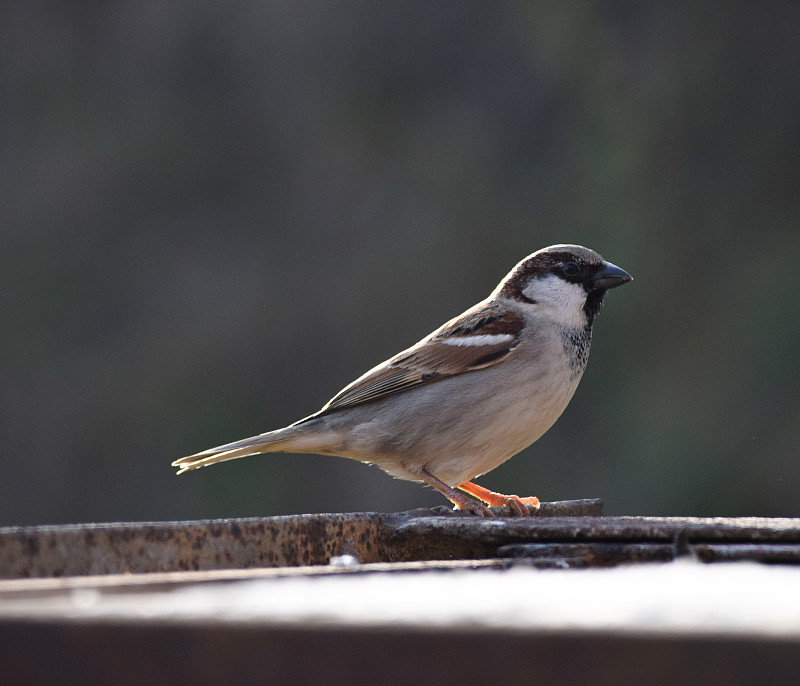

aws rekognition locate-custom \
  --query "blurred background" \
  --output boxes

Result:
[2,2,798,526]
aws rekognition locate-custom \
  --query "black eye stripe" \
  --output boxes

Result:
[498,247,605,302]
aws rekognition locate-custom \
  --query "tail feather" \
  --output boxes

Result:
[172,429,295,473]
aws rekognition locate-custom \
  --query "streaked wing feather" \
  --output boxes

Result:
[322,367,423,410]
[314,303,524,415]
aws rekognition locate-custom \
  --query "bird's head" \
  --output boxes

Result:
[496,244,632,327]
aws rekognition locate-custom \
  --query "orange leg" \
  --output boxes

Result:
[418,469,493,517]
[457,481,540,517]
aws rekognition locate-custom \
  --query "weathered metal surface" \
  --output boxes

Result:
[3,502,800,580]
[3,507,800,684]
[0,499,601,579]
[384,515,800,562]
[0,513,386,579]
[419,498,604,518]
[3,501,800,683]
[693,543,800,564]
[498,542,678,567]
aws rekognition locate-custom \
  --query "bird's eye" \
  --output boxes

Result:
[561,262,580,277]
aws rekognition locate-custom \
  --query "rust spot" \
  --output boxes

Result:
[25,537,40,557]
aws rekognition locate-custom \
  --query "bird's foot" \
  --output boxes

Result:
[458,481,540,517]
[451,498,494,517]
[418,469,494,517]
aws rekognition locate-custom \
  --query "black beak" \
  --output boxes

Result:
[591,261,633,290]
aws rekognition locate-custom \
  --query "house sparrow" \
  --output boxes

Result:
[173,244,632,516]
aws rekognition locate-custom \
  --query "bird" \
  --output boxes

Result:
[173,244,632,516]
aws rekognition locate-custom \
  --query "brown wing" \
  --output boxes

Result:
[311,303,525,416]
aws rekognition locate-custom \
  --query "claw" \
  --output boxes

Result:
[458,482,540,517]
[503,494,541,516]
[453,499,494,517]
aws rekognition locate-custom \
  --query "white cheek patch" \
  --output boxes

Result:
[522,274,588,328]
[440,333,514,347]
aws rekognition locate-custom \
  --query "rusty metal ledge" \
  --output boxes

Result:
[0,499,600,579]
[3,500,800,580]
[4,501,800,685]
[0,500,603,579]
